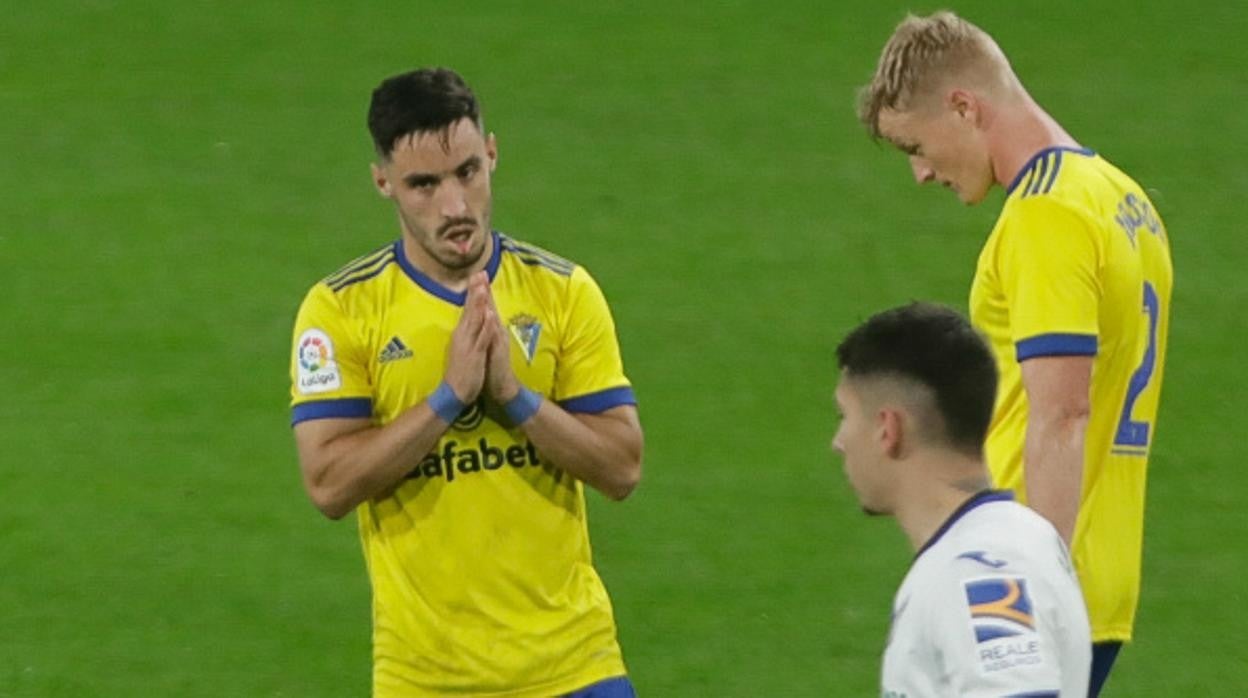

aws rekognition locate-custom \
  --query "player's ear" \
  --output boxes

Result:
[877,407,905,459]
[948,89,978,124]
[371,161,393,198]
[485,132,498,172]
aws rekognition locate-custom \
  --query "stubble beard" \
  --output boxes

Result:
[424,231,486,271]
[401,210,491,273]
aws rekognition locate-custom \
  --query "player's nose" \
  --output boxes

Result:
[909,156,935,184]
[438,182,469,217]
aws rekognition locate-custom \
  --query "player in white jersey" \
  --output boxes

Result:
[831,303,1090,696]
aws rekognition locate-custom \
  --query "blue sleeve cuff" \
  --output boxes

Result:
[557,386,637,414]
[1015,333,1097,361]
[291,398,373,426]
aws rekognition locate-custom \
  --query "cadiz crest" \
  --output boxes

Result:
[507,313,542,364]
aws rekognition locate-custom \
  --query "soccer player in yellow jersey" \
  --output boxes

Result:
[857,12,1172,697]
[288,68,643,697]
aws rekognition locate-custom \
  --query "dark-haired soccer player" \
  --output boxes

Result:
[857,12,1173,695]
[832,302,1091,697]
[289,67,642,698]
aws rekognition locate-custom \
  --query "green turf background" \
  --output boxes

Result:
[4,1,1246,695]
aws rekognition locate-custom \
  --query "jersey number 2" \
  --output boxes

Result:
[1113,281,1159,448]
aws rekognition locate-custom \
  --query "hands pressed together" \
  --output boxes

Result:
[444,271,522,407]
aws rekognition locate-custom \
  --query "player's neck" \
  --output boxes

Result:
[401,234,494,293]
[988,96,1081,191]
[895,459,993,553]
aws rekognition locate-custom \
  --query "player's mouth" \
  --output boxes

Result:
[441,224,477,254]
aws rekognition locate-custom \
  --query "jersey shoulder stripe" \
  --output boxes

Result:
[1017,151,1059,198]
[500,236,575,269]
[1007,146,1093,199]
[323,242,395,286]
[510,253,575,276]
[328,247,397,291]
[500,236,575,276]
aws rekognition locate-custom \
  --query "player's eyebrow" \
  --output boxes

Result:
[402,155,482,188]
[403,172,441,188]
[455,155,482,174]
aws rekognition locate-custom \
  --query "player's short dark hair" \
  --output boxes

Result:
[836,302,997,456]
[367,67,482,159]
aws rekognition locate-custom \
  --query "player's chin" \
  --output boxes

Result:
[958,183,992,206]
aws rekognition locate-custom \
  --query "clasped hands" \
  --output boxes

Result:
[443,271,521,407]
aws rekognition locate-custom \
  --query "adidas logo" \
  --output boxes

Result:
[379,336,414,364]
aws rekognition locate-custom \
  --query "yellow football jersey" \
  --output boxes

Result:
[970,147,1172,642]
[290,232,635,697]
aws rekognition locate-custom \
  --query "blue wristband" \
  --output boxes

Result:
[428,381,466,424]
[504,387,543,425]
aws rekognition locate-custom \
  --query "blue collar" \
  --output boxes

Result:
[394,230,502,306]
[914,489,1014,560]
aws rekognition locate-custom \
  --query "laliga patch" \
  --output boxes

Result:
[964,576,1045,673]
[507,313,542,364]
[296,328,341,394]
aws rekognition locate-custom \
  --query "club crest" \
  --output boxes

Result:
[508,313,542,364]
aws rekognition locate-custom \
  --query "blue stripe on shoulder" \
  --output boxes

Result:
[330,252,396,291]
[512,254,573,276]
[291,398,373,425]
[1042,150,1063,193]
[501,240,573,267]
[324,243,394,286]
[1017,166,1037,199]
[500,236,570,260]
[558,386,637,414]
[1027,153,1050,197]
[1015,333,1098,361]
[1008,159,1040,195]
[1008,146,1095,196]
[500,238,575,271]
[500,239,575,276]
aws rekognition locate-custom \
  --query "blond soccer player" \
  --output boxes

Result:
[857,12,1173,696]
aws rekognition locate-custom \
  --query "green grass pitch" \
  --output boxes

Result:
[4,1,1246,694]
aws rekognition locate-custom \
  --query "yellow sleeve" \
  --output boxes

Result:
[999,197,1103,361]
[553,267,636,413]
[289,282,374,425]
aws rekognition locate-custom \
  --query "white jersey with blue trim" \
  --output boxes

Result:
[881,491,1091,697]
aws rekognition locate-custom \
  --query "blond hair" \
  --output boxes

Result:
[856,11,1017,137]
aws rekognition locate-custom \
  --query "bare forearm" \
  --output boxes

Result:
[518,405,643,500]
[1023,413,1088,544]
[299,406,449,518]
